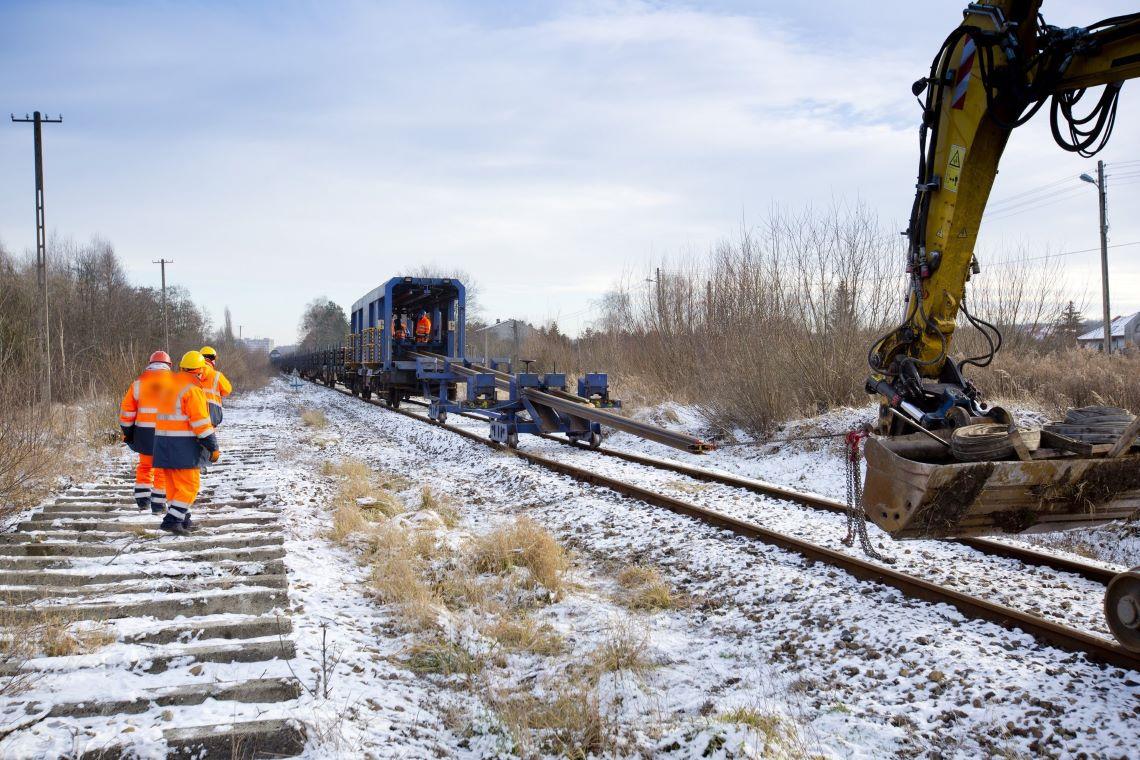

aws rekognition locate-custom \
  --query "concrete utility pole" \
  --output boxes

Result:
[1081,161,1112,354]
[153,259,173,350]
[11,111,63,405]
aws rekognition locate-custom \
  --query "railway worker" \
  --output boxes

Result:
[392,316,407,341]
[119,350,173,514]
[153,351,221,536]
[415,311,432,344]
[198,345,233,426]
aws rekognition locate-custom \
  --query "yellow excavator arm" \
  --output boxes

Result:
[858,3,1140,656]
[868,2,1140,433]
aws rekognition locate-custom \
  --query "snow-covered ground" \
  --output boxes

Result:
[266,380,1137,758]
[8,380,1132,757]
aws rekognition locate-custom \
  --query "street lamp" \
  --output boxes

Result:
[1080,162,1111,355]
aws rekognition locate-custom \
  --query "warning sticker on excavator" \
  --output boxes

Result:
[944,144,965,193]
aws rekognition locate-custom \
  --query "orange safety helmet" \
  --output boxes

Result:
[149,350,172,366]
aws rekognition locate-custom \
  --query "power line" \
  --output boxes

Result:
[983,187,1090,222]
[865,241,1140,282]
[986,175,1076,211]
[985,160,1140,212]
[985,240,1139,268]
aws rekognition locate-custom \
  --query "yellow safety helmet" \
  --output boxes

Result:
[200,345,218,361]
[180,350,207,371]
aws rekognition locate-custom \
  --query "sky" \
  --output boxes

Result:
[1,0,1138,345]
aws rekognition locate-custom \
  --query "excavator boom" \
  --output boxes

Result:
[862,2,1140,541]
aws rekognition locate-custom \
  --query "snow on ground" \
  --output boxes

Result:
[263,380,1137,758]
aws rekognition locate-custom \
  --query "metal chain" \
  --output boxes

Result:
[842,431,893,563]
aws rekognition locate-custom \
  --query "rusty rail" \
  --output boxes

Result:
[546,439,1120,585]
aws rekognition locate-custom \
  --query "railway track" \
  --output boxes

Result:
[401,397,1119,584]
[0,431,304,756]
[319,381,1140,671]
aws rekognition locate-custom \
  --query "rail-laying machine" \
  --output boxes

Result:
[276,276,712,453]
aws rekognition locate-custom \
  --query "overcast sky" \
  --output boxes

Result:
[2,0,1138,345]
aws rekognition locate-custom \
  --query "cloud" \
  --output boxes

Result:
[1,0,1138,343]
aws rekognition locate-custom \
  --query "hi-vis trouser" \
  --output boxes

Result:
[134,454,167,513]
[159,468,200,523]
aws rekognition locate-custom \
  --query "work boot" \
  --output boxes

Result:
[182,516,199,533]
[133,487,150,511]
[151,504,165,516]
[159,515,190,536]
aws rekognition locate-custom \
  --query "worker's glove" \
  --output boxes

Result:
[121,427,134,445]
[208,449,221,463]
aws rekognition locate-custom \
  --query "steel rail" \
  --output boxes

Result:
[408,351,713,452]
[404,397,1116,584]
[545,439,1120,585]
[321,381,1139,671]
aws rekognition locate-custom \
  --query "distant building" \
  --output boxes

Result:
[239,337,274,353]
[480,318,533,343]
[473,319,533,366]
[1077,312,1140,352]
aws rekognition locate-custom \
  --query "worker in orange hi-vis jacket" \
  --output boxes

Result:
[414,311,432,344]
[198,345,233,426]
[119,350,173,514]
[154,351,220,536]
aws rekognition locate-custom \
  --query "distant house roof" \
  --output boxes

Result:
[1078,312,1140,341]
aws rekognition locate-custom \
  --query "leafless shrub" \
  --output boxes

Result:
[520,204,1129,433]
[523,203,903,433]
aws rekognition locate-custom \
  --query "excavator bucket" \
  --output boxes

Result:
[862,433,1140,539]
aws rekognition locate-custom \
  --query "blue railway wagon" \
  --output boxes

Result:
[345,277,465,406]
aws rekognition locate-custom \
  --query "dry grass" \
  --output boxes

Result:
[615,565,684,611]
[420,486,461,528]
[584,621,655,678]
[976,349,1140,418]
[718,705,818,757]
[330,501,366,542]
[719,706,783,735]
[323,458,405,543]
[367,523,441,629]
[470,517,570,594]
[483,613,566,657]
[0,609,116,662]
[405,637,481,677]
[300,408,328,428]
[492,685,617,759]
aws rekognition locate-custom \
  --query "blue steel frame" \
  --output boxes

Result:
[349,276,466,369]
[339,275,620,446]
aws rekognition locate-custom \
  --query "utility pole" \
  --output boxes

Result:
[153,258,172,350]
[11,111,63,406]
[1080,161,1111,354]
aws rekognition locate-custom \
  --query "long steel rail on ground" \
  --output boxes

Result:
[316,381,1139,671]
[399,397,1118,585]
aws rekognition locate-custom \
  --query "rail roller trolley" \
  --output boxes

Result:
[277,276,713,453]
